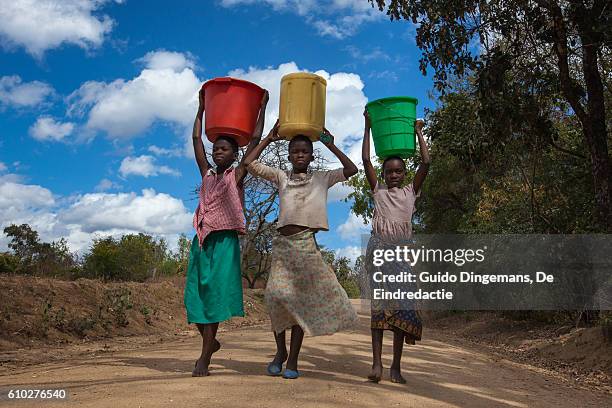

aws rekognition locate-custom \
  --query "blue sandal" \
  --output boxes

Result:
[282,369,299,379]
[266,361,283,376]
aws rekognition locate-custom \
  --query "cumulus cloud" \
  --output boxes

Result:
[228,62,367,165]
[137,50,196,71]
[0,178,57,251]
[67,49,200,138]
[148,145,183,157]
[335,245,363,266]
[345,45,390,63]
[0,180,55,211]
[0,0,123,58]
[66,56,367,168]
[61,189,191,235]
[0,162,6,173]
[29,116,75,141]
[337,211,370,241]
[220,0,381,39]
[119,155,180,178]
[0,75,54,108]
[328,182,352,202]
[0,176,193,253]
[94,178,121,192]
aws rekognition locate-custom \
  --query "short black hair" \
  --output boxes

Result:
[215,135,239,154]
[382,155,406,172]
[288,134,313,153]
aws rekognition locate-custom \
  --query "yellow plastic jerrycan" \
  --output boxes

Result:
[278,72,327,141]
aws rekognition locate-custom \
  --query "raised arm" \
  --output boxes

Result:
[193,88,210,178]
[412,119,430,194]
[362,109,377,191]
[236,90,269,184]
[321,127,358,179]
[242,119,281,168]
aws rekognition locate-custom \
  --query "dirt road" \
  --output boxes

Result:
[1,303,610,408]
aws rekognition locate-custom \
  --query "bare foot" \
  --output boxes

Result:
[368,364,382,383]
[192,358,210,377]
[390,367,406,384]
[192,340,219,377]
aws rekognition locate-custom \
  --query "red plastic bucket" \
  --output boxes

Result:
[203,77,265,147]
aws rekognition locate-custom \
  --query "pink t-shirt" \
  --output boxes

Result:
[372,181,421,242]
[193,167,246,246]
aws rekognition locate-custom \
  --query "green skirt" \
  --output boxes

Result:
[184,231,244,324]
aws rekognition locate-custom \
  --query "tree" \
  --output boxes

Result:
[83,233,172,281]
[175,233,191,275]
[347,73,595,234]
[3,224,78,277]
[320,247,361,298]
[4,224,40,270]
[83,237,122,280]
[370,0,611,231]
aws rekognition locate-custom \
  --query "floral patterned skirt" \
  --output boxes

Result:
[265,229,358,336]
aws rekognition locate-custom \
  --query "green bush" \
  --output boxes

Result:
[0,253,19,274]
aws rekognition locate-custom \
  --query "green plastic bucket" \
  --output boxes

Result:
[366,96,418,159]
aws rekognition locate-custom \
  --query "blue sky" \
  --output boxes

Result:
[0,0,434,261]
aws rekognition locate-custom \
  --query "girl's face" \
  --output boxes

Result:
[383,159,406,188]
[288,140,314,172]
[212,139,237,168]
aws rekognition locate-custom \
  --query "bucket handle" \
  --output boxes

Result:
[368,100,416,122]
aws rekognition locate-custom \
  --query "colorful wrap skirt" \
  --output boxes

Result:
[266,229,359,335]
[184,231,244,324]
[366,233,422,344]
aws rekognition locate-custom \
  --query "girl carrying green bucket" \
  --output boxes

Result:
[362,107,430,384]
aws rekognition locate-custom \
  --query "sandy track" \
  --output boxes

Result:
[0,305,610,408]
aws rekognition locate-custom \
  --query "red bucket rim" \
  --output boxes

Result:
[202,77,264,93]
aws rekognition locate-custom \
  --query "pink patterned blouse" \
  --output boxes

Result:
[193,167,246,246]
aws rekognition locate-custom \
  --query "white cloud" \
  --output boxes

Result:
[345,45,390,62]
[61,189,191,235]
[0,176,193,253]
[0,178,57,251]
[228,62,367,165]
[0,173,24,184]
[148,145,183,157]
[0,180,55,211]
[335,245,362,266]
[67,50,200,138]
[29,116,75,141]
[220,0,381,38]
[66,57,367,168]
[138,50,195,71]
[119,155,180,178]
[337,211,370,241]
[0,0,123,58]
[94,178,121,192]
[0,162,6,173]
[0,75,54,108]
[369,70,399,82]
[328,182,352,202]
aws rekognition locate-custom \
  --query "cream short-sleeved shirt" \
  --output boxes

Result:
[248,160,346,231]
